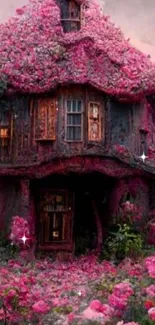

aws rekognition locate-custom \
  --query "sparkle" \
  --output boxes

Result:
[139,152,148,163]
[20,234,28,245]
[77,291,82,296]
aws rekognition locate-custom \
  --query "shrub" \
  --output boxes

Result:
[105,224,143,260]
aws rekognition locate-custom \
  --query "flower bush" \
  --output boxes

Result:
[105,223,143,260]
[0,0,155,99]
[0,253,155,324]
[9,216,35,250]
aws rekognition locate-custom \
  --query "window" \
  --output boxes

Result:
[36,97,56,141]
[61,0,81,32]
[88,102,102,141]
[66,99,83,141]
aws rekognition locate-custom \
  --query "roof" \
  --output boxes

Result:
[0,0,155,99]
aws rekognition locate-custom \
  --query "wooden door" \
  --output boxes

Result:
[38,189,74,251]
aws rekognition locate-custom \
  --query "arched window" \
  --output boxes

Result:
[59,0,81,32]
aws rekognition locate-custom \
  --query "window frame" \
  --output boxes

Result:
[61,0,81,33]
[65,98,84,142]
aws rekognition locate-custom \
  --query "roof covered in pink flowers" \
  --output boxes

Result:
[1,0,155,99]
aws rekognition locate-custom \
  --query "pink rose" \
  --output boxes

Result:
[148,307,155,320]
[32,300,50,314]
[89,299,102,312]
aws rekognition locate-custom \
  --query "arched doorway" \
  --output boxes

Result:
[32,172,116,252]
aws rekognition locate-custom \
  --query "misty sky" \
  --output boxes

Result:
[0,0,155,61]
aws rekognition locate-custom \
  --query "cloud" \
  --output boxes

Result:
[0,0,28,23]
[102,0,155,61]
[0,0,154,61]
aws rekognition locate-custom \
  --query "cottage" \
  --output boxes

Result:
[0,0,155,252]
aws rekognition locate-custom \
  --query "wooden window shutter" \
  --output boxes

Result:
[36,98,56,141]
[88,102,102,141]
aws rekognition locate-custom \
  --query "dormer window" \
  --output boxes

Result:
[60,0,81,32]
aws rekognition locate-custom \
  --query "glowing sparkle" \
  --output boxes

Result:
[20,234,28,245]
[139,152,148,163]
[77,291,82,296]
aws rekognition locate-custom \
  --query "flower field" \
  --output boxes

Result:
[0,252,155,325]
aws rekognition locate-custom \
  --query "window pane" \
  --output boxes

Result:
[74,126,81,140]
[67,126,81,140]
[77,100,82,112]
[72,100,76,112]
[67,100,71,112]
[67,114,81,125]
[67,126,73,140]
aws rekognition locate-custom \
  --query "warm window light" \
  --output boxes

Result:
[0,127,9,138]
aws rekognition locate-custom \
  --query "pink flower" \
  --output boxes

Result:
[52,298,60,306]
[148,307,155,320]
[9,216,34,249]
[146,285,155,297]
[108,294,128,310]
[7,289,17,298]
[82,306,103,320]
[116,322,140,325]
[113,282,134,298]
[32,300,50,314]
[89,299,102,312]
[68,312,75,323]
[0,309,4,321]
[100,304,114,318]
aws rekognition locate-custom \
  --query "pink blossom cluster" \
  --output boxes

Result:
[0,0,155,98]
[146,284,155,297]
[108,282,133,314]
[0,255,117,323]
[9,215,34,248]
[121,201,141,222]
[119,259,145,278]
[148,307,155,320]
[145,255,155,278]
[89,299,114,319]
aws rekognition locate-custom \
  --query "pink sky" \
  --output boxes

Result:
[0,0,155,62]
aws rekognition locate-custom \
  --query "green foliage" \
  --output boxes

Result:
[52,305,73,314]
[0,233,19,259]
[105,223,143,260]
[124,295,155,325]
